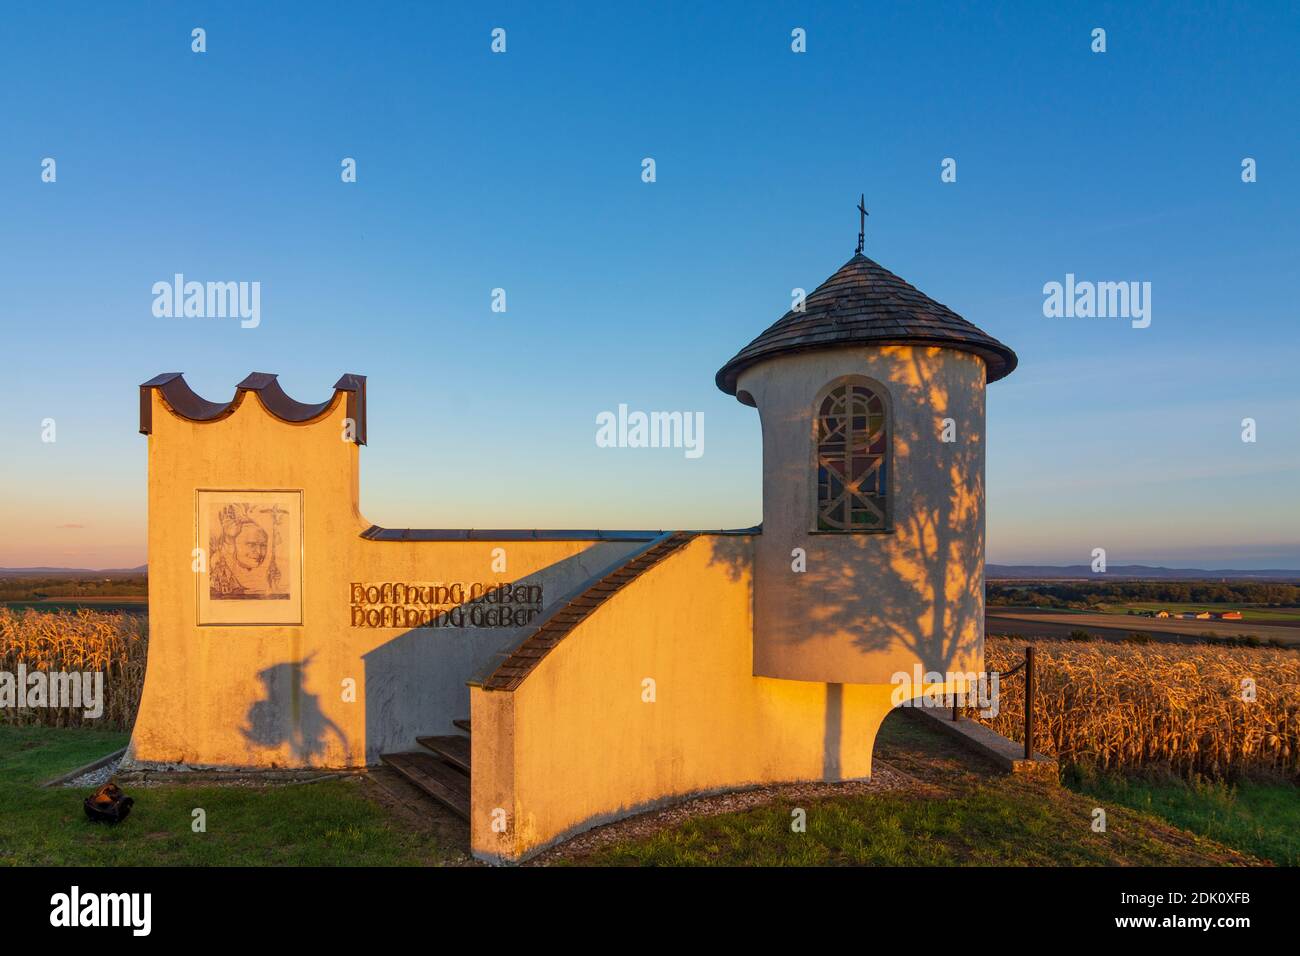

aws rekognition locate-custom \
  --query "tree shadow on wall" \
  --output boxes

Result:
[241,655,349,764]
[701,533,755,582]
[838,347,985,669]
[709,346,986,675]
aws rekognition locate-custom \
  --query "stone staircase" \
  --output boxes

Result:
[378,533,696,822]
[379,721,471,819]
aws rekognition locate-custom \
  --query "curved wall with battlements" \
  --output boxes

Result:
[127,374,649,769]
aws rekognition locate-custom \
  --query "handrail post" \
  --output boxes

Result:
[1024,645,1035,760]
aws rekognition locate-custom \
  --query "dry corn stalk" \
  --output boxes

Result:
[0,608,147,730]
[979,636,1299,780]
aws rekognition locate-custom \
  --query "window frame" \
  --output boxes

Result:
[808,375,894,535]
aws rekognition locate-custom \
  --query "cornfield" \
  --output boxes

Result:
[0,608,147,729]
[978,636,1300,780]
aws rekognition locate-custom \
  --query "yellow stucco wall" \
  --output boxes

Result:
[128,386,643,769]
[469,534,901,863]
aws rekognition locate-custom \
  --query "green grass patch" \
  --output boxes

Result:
[1067,767,1300,866]
[570,780,1251,867]
[0,724,129,786]
[566,714,1259,867]
[574,788,1078,866]
[0,726,455,866]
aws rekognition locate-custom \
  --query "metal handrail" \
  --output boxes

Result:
[953,645,1036,760]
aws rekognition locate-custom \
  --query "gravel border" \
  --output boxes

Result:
[40,747,128,789]
[65,758,123,789]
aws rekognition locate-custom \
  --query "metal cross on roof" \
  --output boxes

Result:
[856,194,868,254]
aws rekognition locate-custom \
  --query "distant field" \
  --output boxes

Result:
[987,608,1300,645]
[3,598,146,615]
[1098,601,1300,623]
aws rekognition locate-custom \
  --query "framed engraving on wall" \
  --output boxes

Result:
[196,489,304,626]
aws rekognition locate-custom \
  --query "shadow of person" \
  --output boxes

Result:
[241,655,348,764]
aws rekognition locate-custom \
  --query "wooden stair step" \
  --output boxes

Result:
[452,718,471,733]
[380,751,469,820]
[416,735,471,774]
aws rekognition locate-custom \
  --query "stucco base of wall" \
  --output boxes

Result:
[116,753,359,775]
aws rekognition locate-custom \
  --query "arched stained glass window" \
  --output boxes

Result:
[815,381,889,531]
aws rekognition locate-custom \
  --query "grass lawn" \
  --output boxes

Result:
[4,720,1288,867]
[1068,769,1299,866]
[560,713,1267,866]
[0,725,459,866]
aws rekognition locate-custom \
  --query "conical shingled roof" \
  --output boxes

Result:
[715,252,1017,400]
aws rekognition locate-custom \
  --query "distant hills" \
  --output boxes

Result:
[987,564,1300,581]
[0,566,147,578]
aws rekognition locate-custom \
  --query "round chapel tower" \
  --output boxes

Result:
[716,249,1017,686]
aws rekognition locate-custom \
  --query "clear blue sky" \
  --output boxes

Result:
[1,1,1297,569]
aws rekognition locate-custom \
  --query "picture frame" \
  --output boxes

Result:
[195,489,304,626]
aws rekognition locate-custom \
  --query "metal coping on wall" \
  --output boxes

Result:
[139,372,367,445]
